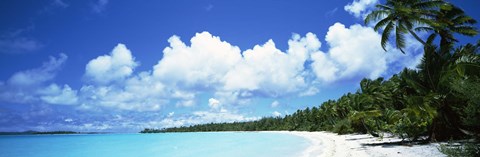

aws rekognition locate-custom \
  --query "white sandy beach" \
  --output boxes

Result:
[273,131,446,157]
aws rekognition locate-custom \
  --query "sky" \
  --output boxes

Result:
[0,0,479,132]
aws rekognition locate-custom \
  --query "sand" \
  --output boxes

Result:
[272,131,447,157]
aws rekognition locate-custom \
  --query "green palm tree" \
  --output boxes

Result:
[365,0,445,53]
[416,3,478,54]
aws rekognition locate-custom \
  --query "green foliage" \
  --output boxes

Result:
[365,0,445,52]
[450,76,480,138]
[394,101,436,141]
[332,119,353,135]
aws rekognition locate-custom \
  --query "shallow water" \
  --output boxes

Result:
[0,132,310,157]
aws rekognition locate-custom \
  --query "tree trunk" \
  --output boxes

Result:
[362,119,379,137]
[439,32,451,56]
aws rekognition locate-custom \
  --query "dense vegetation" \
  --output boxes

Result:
[142,0,479,155]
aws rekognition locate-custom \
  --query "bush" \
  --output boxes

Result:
[332,119,354,135]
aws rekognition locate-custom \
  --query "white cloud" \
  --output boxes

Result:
[271,100,280,108]
[153,32,242,89]
[8,54,67,87]
[223,33,320,96]
[311,23,424,83]
[272,111,282,117]
[39,84,78,105]
[152,32,319,106]
[79,69,168,111]
[310,52,338,82]
[311,23,388,82]
[85,43,138,85]
[80,44,189,111]
[79,74,167,111]
[208,98,221,109]
[224,40,292,91]
[344,0,378,18]
[0,54,71,104]
[299,87,320,97]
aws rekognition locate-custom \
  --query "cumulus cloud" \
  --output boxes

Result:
[223,35,310,95]
[39,84,78,105]
[85,43,138,84]
[311,23,388,82]
[153,32,242,89]
[79,43,189,111]
[344,0,378,18]
[79,72,167,111]
[311,23,424,84]
[154,32,321,100]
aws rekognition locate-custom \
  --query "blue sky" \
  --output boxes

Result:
[0,0,479,132]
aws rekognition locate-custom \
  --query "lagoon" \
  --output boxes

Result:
[0,132,310,157]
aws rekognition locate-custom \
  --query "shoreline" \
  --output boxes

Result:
[269,131,446,157]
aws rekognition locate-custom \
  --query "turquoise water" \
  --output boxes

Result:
[0,132,310,157]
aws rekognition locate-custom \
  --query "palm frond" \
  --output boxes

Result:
[381,22,395,51]
[365,10,389,24]
[375,4,393,10]
[451,26,478,36]
[374,16,392,31]
[395,26,407,53]
[452,16,477,25]
[412,0,445,9]
[415,26,434,32]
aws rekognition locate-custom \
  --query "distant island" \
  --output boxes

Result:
[0,131,107,135]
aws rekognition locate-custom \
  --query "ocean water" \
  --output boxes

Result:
[0,132,310,157]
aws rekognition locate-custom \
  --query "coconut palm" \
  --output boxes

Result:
[365,0,445,53]
[416,4,478,54]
